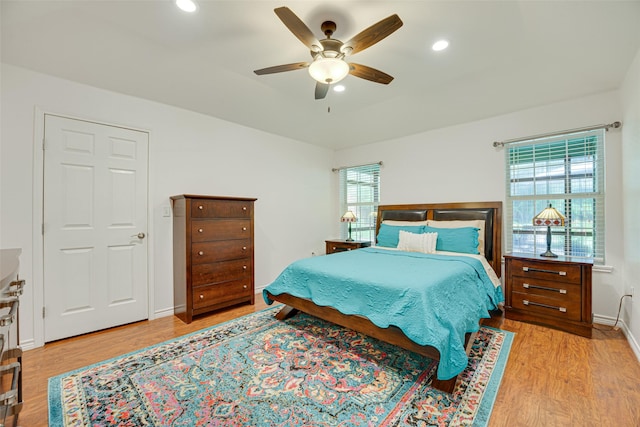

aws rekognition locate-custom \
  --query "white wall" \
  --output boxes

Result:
[1,63,335,348]
[334,91,626,327]
[620,48,640,359]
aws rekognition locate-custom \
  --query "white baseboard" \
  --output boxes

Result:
[19,338,36,351]
[593,314,640,362]
[154,306,175,319]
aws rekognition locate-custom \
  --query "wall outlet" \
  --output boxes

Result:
[162,206,171,217]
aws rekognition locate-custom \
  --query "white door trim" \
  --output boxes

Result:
[31,107,154,349]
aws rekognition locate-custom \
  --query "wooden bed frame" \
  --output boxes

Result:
[265,201,502,393]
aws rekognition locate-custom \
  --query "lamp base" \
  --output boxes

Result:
[540,250,558,258]
[345,238,354,242]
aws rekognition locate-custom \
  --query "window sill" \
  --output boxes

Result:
[593,265,613,273]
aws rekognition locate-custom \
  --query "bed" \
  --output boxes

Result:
[263,201,503,393]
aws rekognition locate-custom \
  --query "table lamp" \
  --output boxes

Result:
[341,210,357,241]
[532,204,565,257]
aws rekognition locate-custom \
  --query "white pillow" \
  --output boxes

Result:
[397,230,438,254]
[427,220,486,255]
[382,219,428,226]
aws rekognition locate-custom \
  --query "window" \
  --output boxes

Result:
[339,163,380,242]
[505,129,605,262]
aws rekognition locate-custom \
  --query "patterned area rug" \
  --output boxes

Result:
[49,306,513,426]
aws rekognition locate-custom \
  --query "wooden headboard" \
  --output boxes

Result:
[375,202,502,277]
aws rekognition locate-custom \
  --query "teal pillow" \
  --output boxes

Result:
[424,226,480,254]
[377,224,425,247]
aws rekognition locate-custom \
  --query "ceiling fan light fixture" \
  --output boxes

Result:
[308,57,350,84]
[432,39,449,51]
[175,0,197,13]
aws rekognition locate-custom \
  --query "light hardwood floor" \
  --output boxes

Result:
[16,295,640,426]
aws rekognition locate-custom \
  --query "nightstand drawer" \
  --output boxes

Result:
[511,276,581,300]
[509,258,582,284]
[328,242,357,252]
[325,240,371,254]
[511,291,582,321]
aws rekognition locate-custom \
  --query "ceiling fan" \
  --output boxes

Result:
[254,7,403,100]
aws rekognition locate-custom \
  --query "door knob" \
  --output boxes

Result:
[132,232,146,239]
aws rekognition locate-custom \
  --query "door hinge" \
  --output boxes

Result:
[42,138,46,151]
[42,306,46,318]
[42,223,45,235]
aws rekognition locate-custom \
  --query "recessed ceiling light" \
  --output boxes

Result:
[432,39,449,51]
[176,0,197,13]
[333,85,345,93]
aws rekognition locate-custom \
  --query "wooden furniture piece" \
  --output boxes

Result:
[266,201,502,393]
[171,195,257,324]
[0,248,25,427]
[325,239,371,254]
[504,253,593,338]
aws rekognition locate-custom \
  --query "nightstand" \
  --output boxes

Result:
[504,253,593,338]
[325,240,371,255]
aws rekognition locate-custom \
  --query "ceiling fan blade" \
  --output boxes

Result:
[254,62,309,75]
[349,63,394,84]
[315,82,329,100]
[342,14,403,55]
[274,7,323,52]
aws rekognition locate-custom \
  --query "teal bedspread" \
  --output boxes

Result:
[264,247,504,380]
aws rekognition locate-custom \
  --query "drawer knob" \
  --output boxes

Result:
[243,206,247,211]
[198,251,204,256]
[242,247,247,250]
[243,285,247,289]
[332,247,336,250]
[199,294,204,299]
[243,227,247,231]
[243,265,247,270]
[198,205,203,210]
[198,228,203,233]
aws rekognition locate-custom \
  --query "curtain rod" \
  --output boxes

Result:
[332,161,383,172]
[492,121,622,148]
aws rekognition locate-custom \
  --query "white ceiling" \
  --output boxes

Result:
[2,1,640,150]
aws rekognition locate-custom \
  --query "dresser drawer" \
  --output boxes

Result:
[192,240,252,263]
[191,199,253,219]
[510,276,581,300]
[191,258,252,286]
[511,291,582,321]
[509,258,582,284]
[193,279,253,309]
[191,219,251,242]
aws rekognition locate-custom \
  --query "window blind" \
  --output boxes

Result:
[505,129,605,262]
[339,163,380,241]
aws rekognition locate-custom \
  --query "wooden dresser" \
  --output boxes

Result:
[504,253,593,338]
[171,195,256,323]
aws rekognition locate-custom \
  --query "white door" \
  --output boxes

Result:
[43,114,149,342]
